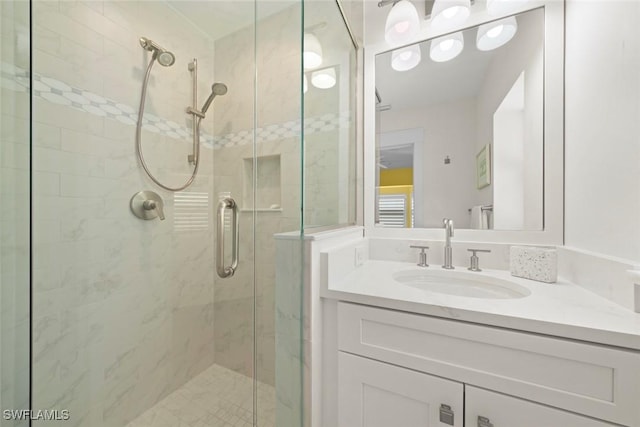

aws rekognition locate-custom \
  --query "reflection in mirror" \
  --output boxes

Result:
[304,0,358,230]
[375,8,544,231]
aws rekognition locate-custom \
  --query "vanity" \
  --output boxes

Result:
[320,252,640,427]
[336,300,638,427]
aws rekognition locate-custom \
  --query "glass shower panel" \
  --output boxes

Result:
[29,0,308,425]
[30,1,253,425]
[0,1,30,426]
[303,0,358,230]
[254,2,304,427]
[210,0,260,425]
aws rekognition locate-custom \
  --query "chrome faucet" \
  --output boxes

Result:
[443,218,454,269]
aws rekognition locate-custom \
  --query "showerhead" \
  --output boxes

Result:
[157,51,175,67]
[139,37,175,67]
[212,83,228,96]
[200,83,228,115]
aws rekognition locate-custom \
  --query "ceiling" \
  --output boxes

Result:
[167,1,295,41]
[379,144,414,169]
[375,33,495,111]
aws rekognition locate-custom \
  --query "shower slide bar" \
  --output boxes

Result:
[186,59,200,165]
[136,36,227,192]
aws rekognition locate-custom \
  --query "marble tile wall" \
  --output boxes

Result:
[31,1,217,426]
[0,1,31,426]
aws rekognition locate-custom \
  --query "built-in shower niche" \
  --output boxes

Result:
[242,155,282,211]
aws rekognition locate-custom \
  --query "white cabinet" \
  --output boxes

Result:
[338,352,464,427]
[337,355,618,427]
[334,302,640,427]
[465,386,617,427]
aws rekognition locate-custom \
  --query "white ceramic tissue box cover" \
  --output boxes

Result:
[510,246,557,283]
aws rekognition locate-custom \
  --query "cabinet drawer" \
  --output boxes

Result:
[338,352,464,427]
[465,386,617,427]
[338,302,640,426]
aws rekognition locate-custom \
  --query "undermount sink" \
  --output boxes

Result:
[393,269,531,299]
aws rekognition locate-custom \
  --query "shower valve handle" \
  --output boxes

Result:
[131,191,165,221]
[143,200,165,221]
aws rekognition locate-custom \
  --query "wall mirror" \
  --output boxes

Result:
[374,7,545,231]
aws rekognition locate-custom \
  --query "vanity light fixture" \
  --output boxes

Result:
[431,0,471,31]
[391,44,422,71]
[430,31,464,62]
[384,0,421,45]
[311,67,336,89]
[476,16,518,51]
[486,0,529,16]
[303,33,323,69]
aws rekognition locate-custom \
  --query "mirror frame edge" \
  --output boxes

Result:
[363,0,565,245]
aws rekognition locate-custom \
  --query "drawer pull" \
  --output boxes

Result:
[439,404,455,425]
[478,416,494,427]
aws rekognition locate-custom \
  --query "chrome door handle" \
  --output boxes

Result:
[216,197,239,278]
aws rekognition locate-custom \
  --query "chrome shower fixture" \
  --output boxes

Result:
[200,83,228,115]
[136,37,228,192]
[139,37,175,66]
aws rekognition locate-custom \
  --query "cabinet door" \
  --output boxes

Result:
[338,352,464,427]
[465,386,618,427]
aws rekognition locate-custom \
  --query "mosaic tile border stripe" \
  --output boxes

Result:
[1,61,351,150]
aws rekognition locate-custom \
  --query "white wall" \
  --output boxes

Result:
[493,75,525,230]
[565,0,640,262]
[379,98,477,228]
[475,8,544,224]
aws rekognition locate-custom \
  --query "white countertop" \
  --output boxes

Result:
[322,260,640,351]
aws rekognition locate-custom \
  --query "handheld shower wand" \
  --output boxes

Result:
[201,83,228,115]
[136,37,228,192]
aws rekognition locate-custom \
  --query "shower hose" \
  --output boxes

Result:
[136,56,201,192]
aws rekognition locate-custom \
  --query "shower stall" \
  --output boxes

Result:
[0,0,358,426]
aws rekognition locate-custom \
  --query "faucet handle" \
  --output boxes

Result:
[443,218,454,236]
[467,249,491,272]
[143,199,166,221]
[154,201,165,220]
[410,245,429,267]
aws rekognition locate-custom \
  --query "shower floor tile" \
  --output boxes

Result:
[125,364,275,427]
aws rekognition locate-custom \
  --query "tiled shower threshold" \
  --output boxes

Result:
[126,364,275,427]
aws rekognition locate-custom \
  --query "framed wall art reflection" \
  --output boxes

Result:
[476,144,491,189]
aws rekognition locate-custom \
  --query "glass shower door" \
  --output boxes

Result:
[29,1,255,426]
[0,1,30,426]
[212,1,304,426]
[28,0,307,426]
